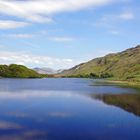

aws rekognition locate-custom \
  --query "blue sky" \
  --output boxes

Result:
[0,0,139,69]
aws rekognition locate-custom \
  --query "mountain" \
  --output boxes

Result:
[0,64,47,78]
[59,45,140,82]
[34,67,56,74]
[34,67,64,75]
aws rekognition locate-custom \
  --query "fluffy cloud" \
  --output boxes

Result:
[0,51,78,69]
[0,0,113,23]
[0,20,30,29]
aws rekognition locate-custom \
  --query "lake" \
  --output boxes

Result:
[0,78,139,140]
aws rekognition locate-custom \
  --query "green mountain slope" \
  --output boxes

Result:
[59,45,140,82]
[0,64,47,78]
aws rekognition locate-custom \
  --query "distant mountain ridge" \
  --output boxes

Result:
[34,67,63,74]
[59,45,140,82]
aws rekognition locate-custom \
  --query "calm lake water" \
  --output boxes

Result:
[0,78,140,140]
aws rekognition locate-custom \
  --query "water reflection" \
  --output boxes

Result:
[0,130,47,140]
[94,94,140,116]
[0,78,139,140]
[0,121,22,129]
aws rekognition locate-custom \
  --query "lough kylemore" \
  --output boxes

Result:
[0,0,140,140]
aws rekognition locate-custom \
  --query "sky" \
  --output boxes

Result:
[0,0,140,69]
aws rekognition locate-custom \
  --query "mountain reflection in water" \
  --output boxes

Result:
[95,93,140,116]
[0,78,139,140]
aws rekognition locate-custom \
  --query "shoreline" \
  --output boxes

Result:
[104,79,140,88]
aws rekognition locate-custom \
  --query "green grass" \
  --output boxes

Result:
[0,64,48,78]
[59,45,140,83]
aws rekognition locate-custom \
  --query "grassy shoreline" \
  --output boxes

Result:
[104,79,140,88]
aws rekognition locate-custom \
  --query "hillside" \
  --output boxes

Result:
[59,45,140,82]
[0,64,47,78]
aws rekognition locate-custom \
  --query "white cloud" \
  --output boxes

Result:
[110,30,120,35]
[94,10,135,30]
[0,20,30,29]
[119,11,134,20]
[50,36,74,42]
[0,0,113,23]
[7,33,36,38]
[0,51,79,69]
